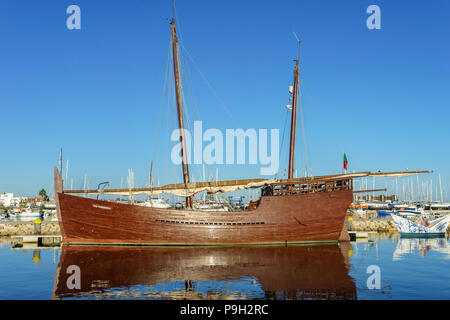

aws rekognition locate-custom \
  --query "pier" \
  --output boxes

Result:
[11,234,61,244]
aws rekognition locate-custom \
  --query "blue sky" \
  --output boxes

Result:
[0,0,449,200]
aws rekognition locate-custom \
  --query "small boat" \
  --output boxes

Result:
[43,210,59,222]
[9,210,44,219]
[391,214,450,237]
[352,208,366,216]
[139,198,171,209]
[376,210,394,218]
[429,202,450,210]
[397,205,425,216]
[44,203,57,209]
[349,203,368,209]
[388,203,408,210]
[364,202,387,210]
[193,199,230,212]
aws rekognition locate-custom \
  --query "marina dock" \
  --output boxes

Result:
[11,234,61,244]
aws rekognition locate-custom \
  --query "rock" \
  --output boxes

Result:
[348,218,399,233]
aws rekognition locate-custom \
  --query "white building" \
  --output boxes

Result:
[0,192,21,207]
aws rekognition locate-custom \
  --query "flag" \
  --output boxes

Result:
[343,153,348,170]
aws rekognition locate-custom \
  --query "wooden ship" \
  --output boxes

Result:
[53,8,431,246]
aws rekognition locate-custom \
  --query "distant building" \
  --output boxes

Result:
[0,192,22,207]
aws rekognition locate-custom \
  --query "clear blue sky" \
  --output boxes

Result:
[0,0,449,200]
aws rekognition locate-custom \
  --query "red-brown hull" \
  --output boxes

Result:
[54,169,353,245]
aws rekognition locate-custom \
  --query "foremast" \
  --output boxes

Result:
[288,41,301,179]
[170,16,192,209]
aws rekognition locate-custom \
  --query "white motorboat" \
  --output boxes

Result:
[10,210,43,219]
[193,199,230,212]
[139,198,171,209]
[391,214,450,237]
[396,206,425,216]
[352,208,366,216]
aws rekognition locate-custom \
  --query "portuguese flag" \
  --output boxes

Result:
[343,153,348,170]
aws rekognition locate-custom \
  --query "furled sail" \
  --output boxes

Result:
[63,170,432,197]
[92,179,275,197]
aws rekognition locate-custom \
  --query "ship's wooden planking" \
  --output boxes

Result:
[55,168,353,245]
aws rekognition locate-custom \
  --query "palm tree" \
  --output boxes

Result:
[39,188,49,202]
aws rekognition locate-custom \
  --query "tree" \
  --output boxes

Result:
[39,188,49,202]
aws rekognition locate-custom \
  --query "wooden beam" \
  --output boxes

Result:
[63,170,432,195]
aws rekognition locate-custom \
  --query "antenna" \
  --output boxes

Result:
[292,32,301,62]
[172,0,175,22]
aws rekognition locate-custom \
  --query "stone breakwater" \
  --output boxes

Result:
[350,218,398,232]
[1,219,449,237]
[350,218,450,233]
[0,222,60,236]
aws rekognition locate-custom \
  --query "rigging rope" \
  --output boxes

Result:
[275,108,290,179]
[177,44,204,183]
[298,81,310,177]
[179,43,240,127]
[301,83,343,154]
[173,5,228,183]
[150,37,172,187]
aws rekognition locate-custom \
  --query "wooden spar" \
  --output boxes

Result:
[288,41,300,179]
[63,170,432,195]
[67,178,269,195]
[170,15,192,208]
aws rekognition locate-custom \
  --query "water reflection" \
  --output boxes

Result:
[51,244,357,300]
[393,238,450,261]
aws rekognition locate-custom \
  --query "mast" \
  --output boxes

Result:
[170,12,192,208]
[288,41,301,179]
[59,148,63,179]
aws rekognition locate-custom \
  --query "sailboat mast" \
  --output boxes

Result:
[288,41,301,179]
[59,148,63,179]
[170,16,192,209]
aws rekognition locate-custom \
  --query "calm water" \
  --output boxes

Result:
[0,235,449,300]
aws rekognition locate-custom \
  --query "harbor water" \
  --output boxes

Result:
[1,235,450,300]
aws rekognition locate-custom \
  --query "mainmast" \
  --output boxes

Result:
[288,41,301,179]
[170,15,192,208]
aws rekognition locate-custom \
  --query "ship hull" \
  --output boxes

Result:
[54,168,353,245]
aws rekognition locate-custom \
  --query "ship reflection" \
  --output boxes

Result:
[51,243,357,300]
[393,238,450,261]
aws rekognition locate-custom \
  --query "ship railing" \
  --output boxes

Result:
[270,178,352,196]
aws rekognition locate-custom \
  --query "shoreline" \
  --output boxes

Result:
[349,216,450,234]
[1,217,449,238]
[0,221,60,237]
